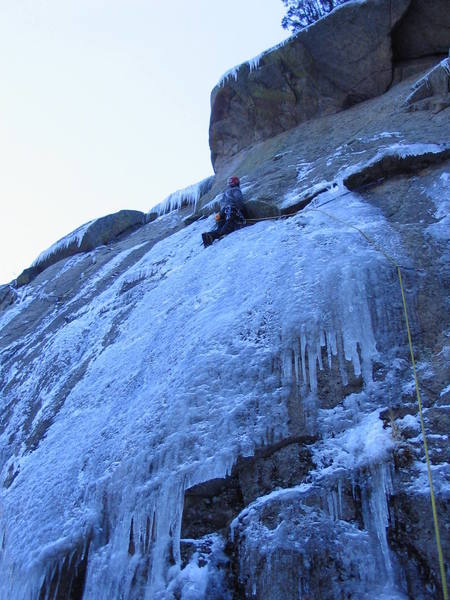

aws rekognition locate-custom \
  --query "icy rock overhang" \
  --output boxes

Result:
[208,0,450,169]
[15,209,146,288]
[342,142,450,189]
[150,176,215,218]
[403,56,450,111]
[180,436,315,540]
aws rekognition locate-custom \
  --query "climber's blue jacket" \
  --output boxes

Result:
[219,185,246,225]
[202,184,246,247]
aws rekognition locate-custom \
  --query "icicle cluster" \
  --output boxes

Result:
[152,176,214,216]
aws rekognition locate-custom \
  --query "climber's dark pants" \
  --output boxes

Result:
[202,219,244,247]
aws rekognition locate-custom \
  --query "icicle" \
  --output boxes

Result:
[329,329,338,357]
[317,331,325,371]
[337,336,349,387]
[326,494,335,520]
[248,54,262,72]
[293,345,300,385]
[361,463,394,584]
[332,489,339,521]
[152,176,214,216]
[337,479,343,518]
[281,349,292,381]
[300,331,307,384]
[307,344,318,393]
[326,488,340,521]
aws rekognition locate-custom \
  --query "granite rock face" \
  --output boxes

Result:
[209,0,410,167]
[209,0,450,168]
[0,284,17,311]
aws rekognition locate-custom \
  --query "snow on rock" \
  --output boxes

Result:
[152,176,214,216]
[32,220,94,269]
[17,210,146,288]
[230,463,404,599]
[217,37,291,87]
[313,409,396,474]
[368,142,449,161]
[343,142,450,190]
[167,534,232,600]
[281,142,450,219]
[404,57,450,107]
[425,170,450,242]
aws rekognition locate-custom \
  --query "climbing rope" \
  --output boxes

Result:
[245,211,296,223]
[244,185,367,224]
[214,187,447,592]
[244,198,447,596]
[311,206,448,600]
[397,267,448,600]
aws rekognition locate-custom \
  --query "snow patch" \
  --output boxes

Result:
[340,142,449,183]
[314,410,395,474]
[296,160,314,181]
[396,413,420,431]
[440,383,450,397]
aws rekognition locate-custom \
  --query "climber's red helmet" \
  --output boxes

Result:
[228,176,240,187]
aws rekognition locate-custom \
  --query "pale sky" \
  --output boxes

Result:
[0,1,290,284]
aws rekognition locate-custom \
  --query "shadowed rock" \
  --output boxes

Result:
[392,0,450,60]
[0,285,17,310]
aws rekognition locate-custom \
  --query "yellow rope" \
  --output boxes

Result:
[312,206,448,600]
[218,189,447,593]
[312,207,398,267]
[236,204,447,594]
[397,267,448,600]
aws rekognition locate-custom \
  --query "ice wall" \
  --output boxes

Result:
[0,190,410,599]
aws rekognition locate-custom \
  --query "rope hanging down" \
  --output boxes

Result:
[219,195,447,595]
[312,206,448,600]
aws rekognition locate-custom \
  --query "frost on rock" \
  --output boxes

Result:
[168,534,232,600]
[217,37,291,87]
[342,142,450,190]
[232,463,404,599]
[152,176,214,216]
[31,220,94,269]
[367,142,449,162]
[0,184,429,599]
[425,171,450,242]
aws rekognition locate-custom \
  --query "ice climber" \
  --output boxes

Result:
[202,176,246,247]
